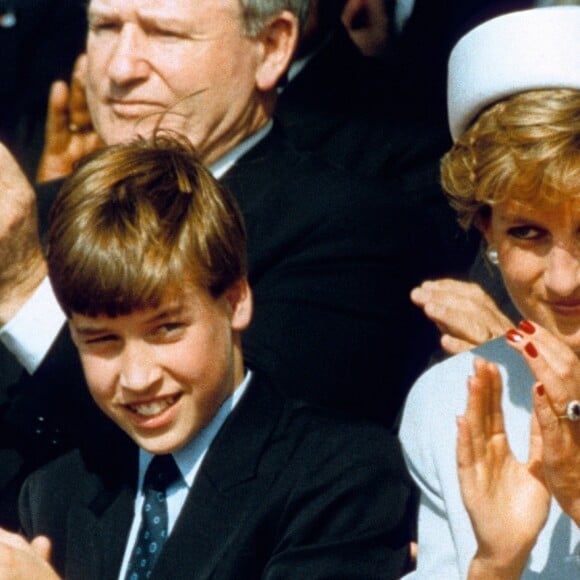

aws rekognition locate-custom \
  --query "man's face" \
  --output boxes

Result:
[70,280,252,454]
[86,0,266,163]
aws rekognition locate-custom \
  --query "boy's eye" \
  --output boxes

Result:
[507,225,545,240]
[154,322,185,338]
[86,334,118,345]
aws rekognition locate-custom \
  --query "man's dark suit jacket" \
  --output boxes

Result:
[276,27,478,274]
[19,373,414,579]
[1,124,462,526]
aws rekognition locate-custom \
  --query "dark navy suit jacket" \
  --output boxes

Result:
[19,374,415,579]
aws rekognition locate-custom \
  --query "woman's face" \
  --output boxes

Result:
[483,197,580,353]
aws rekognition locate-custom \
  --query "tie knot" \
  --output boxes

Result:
[143,454,181,492]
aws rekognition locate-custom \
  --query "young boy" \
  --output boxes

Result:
[0,136,413,579]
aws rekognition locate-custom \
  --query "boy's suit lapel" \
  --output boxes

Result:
[66,453,137,580]
[153,375,292,579]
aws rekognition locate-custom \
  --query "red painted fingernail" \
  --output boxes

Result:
[506,329,523,343]
[536,383,544,396]
[525,342,538,358]
[519,320,536,334]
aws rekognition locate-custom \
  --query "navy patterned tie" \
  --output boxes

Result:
[125,454,182,580]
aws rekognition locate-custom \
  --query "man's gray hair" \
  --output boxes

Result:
[240,0,312,36]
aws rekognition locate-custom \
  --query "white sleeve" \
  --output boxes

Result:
[399,354,477,580]
[0,276,66,374]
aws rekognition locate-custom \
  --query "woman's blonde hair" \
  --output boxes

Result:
[441,89,580,230]
[48,134,247,318]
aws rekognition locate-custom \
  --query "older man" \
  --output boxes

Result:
[0,0,468,528]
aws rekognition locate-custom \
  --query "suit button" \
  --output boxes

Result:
[34,415,45,435]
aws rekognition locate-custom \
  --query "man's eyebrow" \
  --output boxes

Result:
[87,3,118,18]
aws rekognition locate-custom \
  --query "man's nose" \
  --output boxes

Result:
[107,24,150,85]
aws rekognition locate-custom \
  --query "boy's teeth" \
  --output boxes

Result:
[131,396,176,417]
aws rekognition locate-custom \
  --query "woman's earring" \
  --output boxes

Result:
[486,245,499,265]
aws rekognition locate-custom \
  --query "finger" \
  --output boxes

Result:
[45,81,71,139]
[0,527,29,550]
[69,54,93,130]
[456,415,475,469]
[456,415,479,507]
[463,364,489,458]
[533,382,567,450]
[478,360,505,437]
[415,279,481,299]
[30,536,52,562]
[475,359,493,423]
[410,286,428,308]
[424,298,507,345]
[506,328,570,411]
[423,300,483,341]
[440,334,475,355]
[520,322,577,379]
[528,393,545,482]
[513,320,578,376]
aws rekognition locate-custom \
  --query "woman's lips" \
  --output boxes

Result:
[547,299,580,315]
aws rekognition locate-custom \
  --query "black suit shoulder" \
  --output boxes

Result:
[223,129,466,424]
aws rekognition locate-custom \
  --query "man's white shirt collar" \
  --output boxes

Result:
[209,121,272,178]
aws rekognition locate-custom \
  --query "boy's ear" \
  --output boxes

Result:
[255,11,300,91]
[226,278,253,331]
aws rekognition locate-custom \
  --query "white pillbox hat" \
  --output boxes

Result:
[447,6,580,140]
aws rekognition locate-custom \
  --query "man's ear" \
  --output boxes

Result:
[226,278,253,331]
[255,11,300,91]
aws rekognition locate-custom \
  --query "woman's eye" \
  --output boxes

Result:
[507,226,545,240]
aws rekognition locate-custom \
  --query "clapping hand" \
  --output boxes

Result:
[457,358,549,579]
[36,53,103,184]
[411,279,512,355]
[0,527,60,580]
[507,320,580,526]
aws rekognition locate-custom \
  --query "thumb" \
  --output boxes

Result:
[30,535,52,562]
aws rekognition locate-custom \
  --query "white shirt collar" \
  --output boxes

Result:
[137,369,253,490]
[209,122,273,179]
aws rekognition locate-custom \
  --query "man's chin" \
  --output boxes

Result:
[98,119,152,146]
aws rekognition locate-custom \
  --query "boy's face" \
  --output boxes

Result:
[69,279,252,454]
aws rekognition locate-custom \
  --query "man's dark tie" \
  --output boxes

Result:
[125,454,182,580]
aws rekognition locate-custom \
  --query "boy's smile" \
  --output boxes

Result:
[69,279,252,454]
